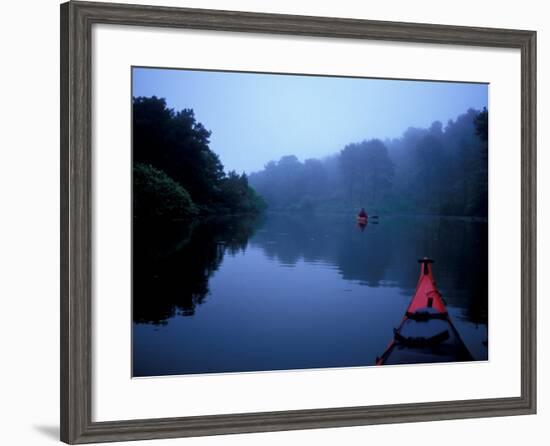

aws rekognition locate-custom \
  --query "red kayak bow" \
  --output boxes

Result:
[376,258,473,365]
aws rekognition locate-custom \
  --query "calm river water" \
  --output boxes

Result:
[133,213,488,376]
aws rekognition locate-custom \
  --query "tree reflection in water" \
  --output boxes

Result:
[133,215,263,324]
[134,213,487,327]
[250,213,487,325]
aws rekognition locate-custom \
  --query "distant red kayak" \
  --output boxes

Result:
[376,258,473,365]
[357,216,368,224]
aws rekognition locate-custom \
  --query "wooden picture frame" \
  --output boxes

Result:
[60,1,536,443]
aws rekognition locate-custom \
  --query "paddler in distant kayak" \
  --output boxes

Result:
[357,208,368,227]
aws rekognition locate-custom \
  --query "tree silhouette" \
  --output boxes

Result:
[133,96,265,217]
[249,108,488,217]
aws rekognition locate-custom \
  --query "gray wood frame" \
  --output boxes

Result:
[60,1,536,443]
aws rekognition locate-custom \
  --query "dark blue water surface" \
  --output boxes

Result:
[133,213,488,376]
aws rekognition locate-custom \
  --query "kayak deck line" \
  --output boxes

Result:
[376,257,473,366]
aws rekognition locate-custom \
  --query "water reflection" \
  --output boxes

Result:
[249,213,487,316]
[133,215,263,324]
[133,213,488,375]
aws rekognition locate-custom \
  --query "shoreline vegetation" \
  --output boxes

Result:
[133,96,488,221]
[133,96,267,221]
[249,108,488,217]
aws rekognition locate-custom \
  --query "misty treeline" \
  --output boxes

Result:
[249,108,488,217]
[133,96,266,219]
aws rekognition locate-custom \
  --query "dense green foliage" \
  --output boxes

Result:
[249,108,488,217]
[133,96,266,218]
[219,171,268,214]
[133,163,198,219]
[133,95,487,218]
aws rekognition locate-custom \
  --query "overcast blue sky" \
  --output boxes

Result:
[133,67,488,174]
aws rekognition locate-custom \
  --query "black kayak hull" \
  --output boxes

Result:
[376,310,473,365]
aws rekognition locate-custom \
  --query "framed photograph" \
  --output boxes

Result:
[60,1,536,443]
